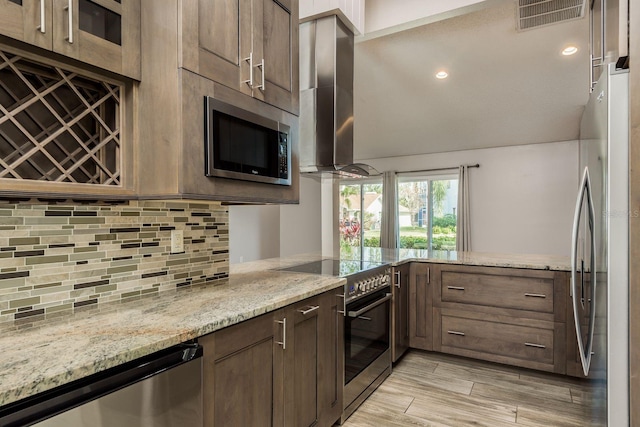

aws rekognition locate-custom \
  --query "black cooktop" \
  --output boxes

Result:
[278,259,386,277]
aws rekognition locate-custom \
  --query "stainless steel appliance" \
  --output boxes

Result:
[204,96,291,186]
[278,259,391,423]
[299,15,379,178]
[570,62,628,425]
[0,344,203,427]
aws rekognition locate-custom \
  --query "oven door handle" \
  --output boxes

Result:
[347,293,392,318]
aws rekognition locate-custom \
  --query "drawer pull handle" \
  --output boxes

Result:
[447,286,465,291]
[447,330,465,336]
[524,293,546,298]
[298,305,319,315]
[524,342,546,349]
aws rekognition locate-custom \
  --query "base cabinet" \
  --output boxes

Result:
[200,308,285,426]
[392,263,410,362]
[409,263,433,351]
[431,264,568,374]
[200,288,343,427]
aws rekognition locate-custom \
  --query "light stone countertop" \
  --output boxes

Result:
[0,250,570,410]
[0,256,345,408]
[340,248,572,271]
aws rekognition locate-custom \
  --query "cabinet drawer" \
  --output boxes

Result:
[440,315,554,366]
[441,270,554,313]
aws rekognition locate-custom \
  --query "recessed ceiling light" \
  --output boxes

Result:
[435,71,448,79]
[562,46,578,56]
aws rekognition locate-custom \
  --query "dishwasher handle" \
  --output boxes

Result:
[0,343,203,427]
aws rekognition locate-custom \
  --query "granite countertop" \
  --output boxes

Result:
[0,255,345,408]
[340,248,572,271]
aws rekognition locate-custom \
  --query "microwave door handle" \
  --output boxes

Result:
[348,293,392,318]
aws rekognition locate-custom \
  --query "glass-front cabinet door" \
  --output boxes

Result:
[52,0,140,79]
[0,0,139,79]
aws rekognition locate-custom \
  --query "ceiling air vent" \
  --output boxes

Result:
[517,0,586,31]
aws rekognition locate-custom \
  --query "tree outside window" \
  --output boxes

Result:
[339,182,382,258]
[397,177,458,251]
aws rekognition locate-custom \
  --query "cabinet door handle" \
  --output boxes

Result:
[394,271,401,288]
[447,330,465,336]
[298,305,319,315]
[524,342,546,349]
[336,293,345,316]
[37,0,46,33]
[64,0,73,43]
[447,286,465,291]
[243,52,254,88]
[275,317,286,349]
[255,58,265,90]
[524,293,546,298]
[427,267,430,284]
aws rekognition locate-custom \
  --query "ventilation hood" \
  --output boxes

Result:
[299,15,379,178]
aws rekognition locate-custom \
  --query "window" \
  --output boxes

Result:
[397,176,458,250]
[339,181,383,258]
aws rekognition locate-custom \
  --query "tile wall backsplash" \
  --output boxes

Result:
[0,200,229,323]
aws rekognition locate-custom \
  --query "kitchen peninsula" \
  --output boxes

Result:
[0,250,571,421]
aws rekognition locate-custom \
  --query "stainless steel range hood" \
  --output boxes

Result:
[299,15,379,178]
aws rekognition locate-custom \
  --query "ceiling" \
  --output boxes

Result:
[353,0,590,160]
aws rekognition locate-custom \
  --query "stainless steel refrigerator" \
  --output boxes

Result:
[571,63,629,425]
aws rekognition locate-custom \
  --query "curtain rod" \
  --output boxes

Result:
[397,163,480,175]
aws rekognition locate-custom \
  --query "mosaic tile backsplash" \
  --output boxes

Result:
[0,200,229,323]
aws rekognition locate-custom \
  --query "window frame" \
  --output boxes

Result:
[396,172,458,251]
[338,177,383,257]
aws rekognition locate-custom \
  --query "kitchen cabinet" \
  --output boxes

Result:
[200,308,286,426]
[391,262,410,362]
[0,43,136,201]
[181,0,299,115]
[409,263,433,351]
[138,1,299,203]
[0,0,140,80]
[200,289,343,427]
[432,265,568,374]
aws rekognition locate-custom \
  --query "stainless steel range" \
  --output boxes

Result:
[279,259,392,423]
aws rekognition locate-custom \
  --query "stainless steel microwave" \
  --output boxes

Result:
[204,96,291,186]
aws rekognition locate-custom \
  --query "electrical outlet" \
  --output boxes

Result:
[170,230,184,253]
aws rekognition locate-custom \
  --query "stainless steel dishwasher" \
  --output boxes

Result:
[0,344,203,427]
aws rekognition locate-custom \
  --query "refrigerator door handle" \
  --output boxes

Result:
[570,167,597,377]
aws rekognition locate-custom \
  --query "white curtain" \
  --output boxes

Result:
[380,171,398,249]
[456,165,471,251]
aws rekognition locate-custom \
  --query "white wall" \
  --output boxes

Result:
[229,142,579,260]
[359,141,579,256]
[362,0,490,38]
[229,176,326,263]
[229,204,280,263]
[280,176,324,256]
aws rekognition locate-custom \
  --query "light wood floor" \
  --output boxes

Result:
[342,351,606,427]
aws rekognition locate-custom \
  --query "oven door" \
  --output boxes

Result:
[344,288,391,385]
